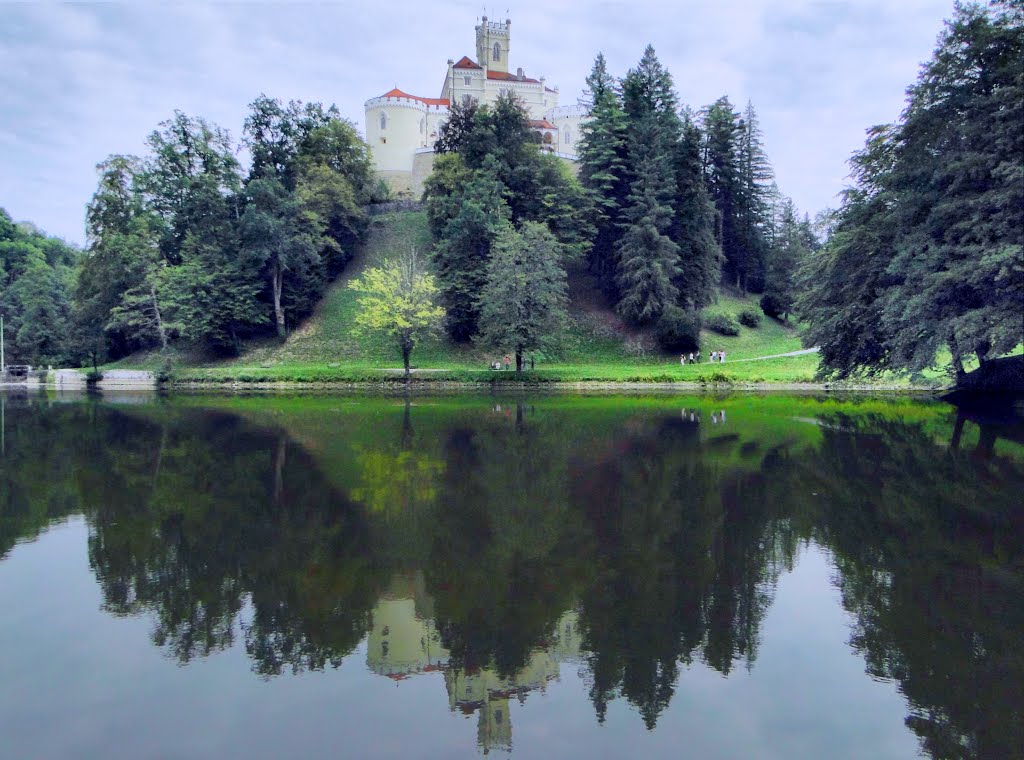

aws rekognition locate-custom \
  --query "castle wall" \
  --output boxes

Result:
[365,96,447,173]
[545,104,587,158]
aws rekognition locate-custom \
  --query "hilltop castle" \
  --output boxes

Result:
[364,16,588,197]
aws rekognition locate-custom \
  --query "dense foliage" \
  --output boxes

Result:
[577,46,801,340]
[0,208,78,366]
[425,93,590,348]
[799,1,1024,380]
[74,96,375,361]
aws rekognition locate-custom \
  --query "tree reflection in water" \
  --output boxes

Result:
[0,394,1021,758]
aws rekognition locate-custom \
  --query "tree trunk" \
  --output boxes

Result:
[949,332,967,384]
[515,350,522,373]
[272,263,286,340]
[150,285,168,351]
[402,340,411,380]
[975,340,992,371]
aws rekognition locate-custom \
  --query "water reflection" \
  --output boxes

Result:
[0,393,1022,758]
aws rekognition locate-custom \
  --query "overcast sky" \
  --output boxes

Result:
[1,0,955,245]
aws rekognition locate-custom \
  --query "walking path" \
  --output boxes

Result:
[720,347,819,364]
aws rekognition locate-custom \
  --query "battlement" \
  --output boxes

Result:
[476,16,510,34]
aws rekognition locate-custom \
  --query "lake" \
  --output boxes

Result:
[0,390,1021,759]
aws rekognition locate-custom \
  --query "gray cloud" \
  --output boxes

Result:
[0,0,953,243]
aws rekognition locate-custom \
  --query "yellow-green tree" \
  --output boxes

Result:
[348,247,445,378]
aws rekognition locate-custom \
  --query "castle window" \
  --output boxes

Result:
[379,111,387,130]
[564,129,571,145]
[419,118,424,134]
[493,43,501,62]
[464,76,471,85]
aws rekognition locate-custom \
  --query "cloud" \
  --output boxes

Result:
[0,0,953,243]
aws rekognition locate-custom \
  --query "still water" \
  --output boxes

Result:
[0,391,1021,759]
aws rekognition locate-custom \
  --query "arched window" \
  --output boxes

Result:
[493,43,501,62]
[564,129,571,144]
[379,111,387,130]
[419,118,424,134]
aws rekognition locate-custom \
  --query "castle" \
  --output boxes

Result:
[364,16,588,197]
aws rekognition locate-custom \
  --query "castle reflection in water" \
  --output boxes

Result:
[366,573,582,754]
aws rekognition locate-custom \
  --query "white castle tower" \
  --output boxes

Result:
[476,16,511,74]
[363,16,588,198]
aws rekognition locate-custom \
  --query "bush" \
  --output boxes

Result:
[704,311,740,336]
[655,306,701,352]
[738,307,762,328]
[760,293,788,320]
[85,370,103,386]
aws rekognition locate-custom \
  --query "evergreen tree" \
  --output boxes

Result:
[671,111,723,310]
[761,198,809,320]
[800,2,1024,381]
[615,135,681,323]
[615,47,682,323]
[476,221,569,371]
[737,103,774,289]
[797,128,900,378]
[577,53,629,290]
[701,97,743,289]
[431,170,510,341]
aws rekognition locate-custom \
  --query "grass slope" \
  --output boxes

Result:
[114,209,895,385]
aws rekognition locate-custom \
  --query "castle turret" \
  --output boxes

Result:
[476,16,511,74]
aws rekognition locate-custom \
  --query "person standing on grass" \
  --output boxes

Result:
[710,351,718,362]
[504,354,511,371]
[680,354,686,366]
[720,351,726,363]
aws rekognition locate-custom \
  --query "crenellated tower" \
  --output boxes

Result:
[475,16,511,74]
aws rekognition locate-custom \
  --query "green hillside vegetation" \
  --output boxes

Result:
[110,209,829,384]
[101,207,856,387]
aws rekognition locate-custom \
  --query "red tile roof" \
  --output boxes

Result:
[379,88,450,107]
[453,56,482,69]
[487,70,540,83]
[528,119,556,129]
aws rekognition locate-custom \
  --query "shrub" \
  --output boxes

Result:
[85,370,103,386]
[738,307,762,328]
[704,311,740,336]
[760,293,788,320]
[655,306,701,352]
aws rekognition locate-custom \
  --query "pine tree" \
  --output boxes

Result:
[734,101,774,292]
[476,221,569,371]
[671,111,723,310]
[761,198,808,320]
[800,2,1023,382]
[615,46,682,323]
[701,97,742,289]
[615,133,681,324]
[577,53,629,290]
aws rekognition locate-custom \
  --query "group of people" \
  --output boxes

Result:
[679,350,727,365]
[490,354,535,371]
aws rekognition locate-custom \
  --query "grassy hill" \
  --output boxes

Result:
[114,209,829,384]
